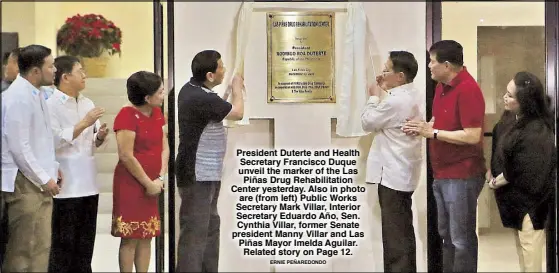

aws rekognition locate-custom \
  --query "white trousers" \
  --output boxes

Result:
[514,214,545,272]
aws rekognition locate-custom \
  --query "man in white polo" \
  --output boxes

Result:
[1,44,62,273]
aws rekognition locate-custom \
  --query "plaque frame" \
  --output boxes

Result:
[266,11,336,103]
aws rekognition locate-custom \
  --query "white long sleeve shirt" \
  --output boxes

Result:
[1,75,58,192]
[46,88,107,198]
[361,83,423,192]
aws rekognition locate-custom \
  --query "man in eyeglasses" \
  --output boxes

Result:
[46,55,107,273]
[361,50,422,272]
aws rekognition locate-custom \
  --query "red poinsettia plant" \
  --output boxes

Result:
[57,13,122,58]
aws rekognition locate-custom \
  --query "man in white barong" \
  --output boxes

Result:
[46,55,108,273]
[361,51,422,272]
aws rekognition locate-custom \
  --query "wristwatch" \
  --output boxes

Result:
[158,174,167,181]
[433,129,439,139]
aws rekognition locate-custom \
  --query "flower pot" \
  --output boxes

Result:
[81,56,109,78]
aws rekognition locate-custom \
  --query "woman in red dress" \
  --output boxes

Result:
[111,71,169,272]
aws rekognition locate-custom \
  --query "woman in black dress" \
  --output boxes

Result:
[487,71,555,272]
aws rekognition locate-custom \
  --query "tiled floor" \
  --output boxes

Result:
[92,234,168,272]
[91,228,547,272]
[478,228,547,272]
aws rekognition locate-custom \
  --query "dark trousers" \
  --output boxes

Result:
[176,181,221,272]
[432,177,484,273]
[378,184,417,272]
[48,194,99,273]
[0,194,7,268]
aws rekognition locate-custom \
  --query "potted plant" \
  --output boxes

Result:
[56,13,122,78]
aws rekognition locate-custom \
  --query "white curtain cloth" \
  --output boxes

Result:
[336,2,376,137]
[224,1,253,128]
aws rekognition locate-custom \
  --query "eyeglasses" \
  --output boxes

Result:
[381,70,394,76]
[67,69,86,77]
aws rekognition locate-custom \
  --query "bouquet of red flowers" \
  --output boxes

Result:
[57,13,122,58]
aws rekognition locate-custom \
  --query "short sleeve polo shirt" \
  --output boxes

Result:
[429,67,486,179]
[175,78,233,186]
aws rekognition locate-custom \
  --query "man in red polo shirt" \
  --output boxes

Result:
[403,40,485,272]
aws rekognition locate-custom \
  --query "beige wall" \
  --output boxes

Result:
[442,2,545,114]
[2,2,37,47]
[1,2,156,78]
